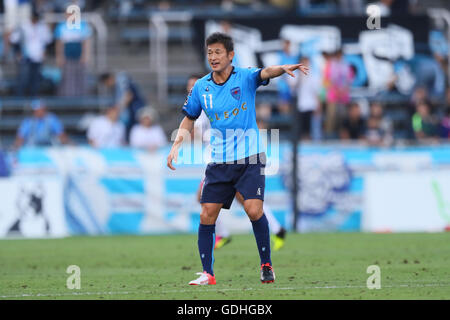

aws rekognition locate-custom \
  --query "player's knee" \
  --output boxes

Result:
[246,207,263,221]
[200,206,219,224]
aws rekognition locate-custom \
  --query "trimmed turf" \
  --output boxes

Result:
[0,232,449,300]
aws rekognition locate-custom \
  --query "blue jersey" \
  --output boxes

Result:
[18,113,64,146]
[54,21,92,60]
[182,67,269,162]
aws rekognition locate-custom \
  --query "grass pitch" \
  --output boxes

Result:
[0,232,449,300]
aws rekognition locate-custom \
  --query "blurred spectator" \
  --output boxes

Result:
[277,39,299,114]
[100,71,146,142]
[324,49,354,138]
[130,106,167,151]
[384,51,445,100]
[440,107,450,140]
[340,102,366,141]
[2,0,31,63]
[54,10,92,96]
[365,102,394,146]
[412,102,439,142]
[10,11,52,96]
[445,87,450,109]
[14,99,68,148]
[409,86,433,120]
[386,57,416,96]
[411,55,446,101]
[410,86,431,107]
[87,107,125,148]
[0,150,11,177]
[429,28,449,84]
[256,102,272,130]
[319,51,331,128]
[291,56,322,140]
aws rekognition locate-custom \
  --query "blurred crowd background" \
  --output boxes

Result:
[0,0,449,159]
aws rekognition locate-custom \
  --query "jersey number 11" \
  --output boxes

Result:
[202,94,213,109]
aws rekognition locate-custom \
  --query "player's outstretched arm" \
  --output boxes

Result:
[260,64,309,81]
[167,116,195,170]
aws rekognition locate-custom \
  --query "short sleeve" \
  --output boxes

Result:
[43,24,53,44]
[181,82,202,120]
[114,72,130,103]
[247,67,269,91]
[54,23,62,39]
[87,118,98,141]
[9,28,21,44]
[18,119,30,138]
[49,114,64,135]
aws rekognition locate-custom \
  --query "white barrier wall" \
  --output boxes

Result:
[1,143,450,238]
[363,171,450,232]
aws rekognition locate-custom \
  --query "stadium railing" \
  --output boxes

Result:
[0,12,108,73]
[0,96,115,147]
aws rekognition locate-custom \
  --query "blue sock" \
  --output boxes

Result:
[251,214,272,265]
[198,224,215,275]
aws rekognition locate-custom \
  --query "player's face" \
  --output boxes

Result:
[33,107,46,118]
[207,43,234,73]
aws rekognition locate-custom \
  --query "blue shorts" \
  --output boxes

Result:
[200,153,266,210]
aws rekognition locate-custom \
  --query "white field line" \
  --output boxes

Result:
[1,283,450,299]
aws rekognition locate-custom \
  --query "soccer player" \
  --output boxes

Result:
[187,73,288,251]
[167,32,308,285]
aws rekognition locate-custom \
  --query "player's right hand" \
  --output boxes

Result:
[167,146,179,170]
[283,64,309,77]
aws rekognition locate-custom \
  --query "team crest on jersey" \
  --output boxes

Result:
[230,87,241,101]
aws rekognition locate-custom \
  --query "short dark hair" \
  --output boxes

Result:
[100,72,113,83]
[205,32,234,53]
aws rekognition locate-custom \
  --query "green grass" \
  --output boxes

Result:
[0,233,449,300]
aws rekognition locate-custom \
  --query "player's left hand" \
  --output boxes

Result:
[283,64,309,77]
[167,145,179,170]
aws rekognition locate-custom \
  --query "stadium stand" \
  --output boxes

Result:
[0,0,449,147]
